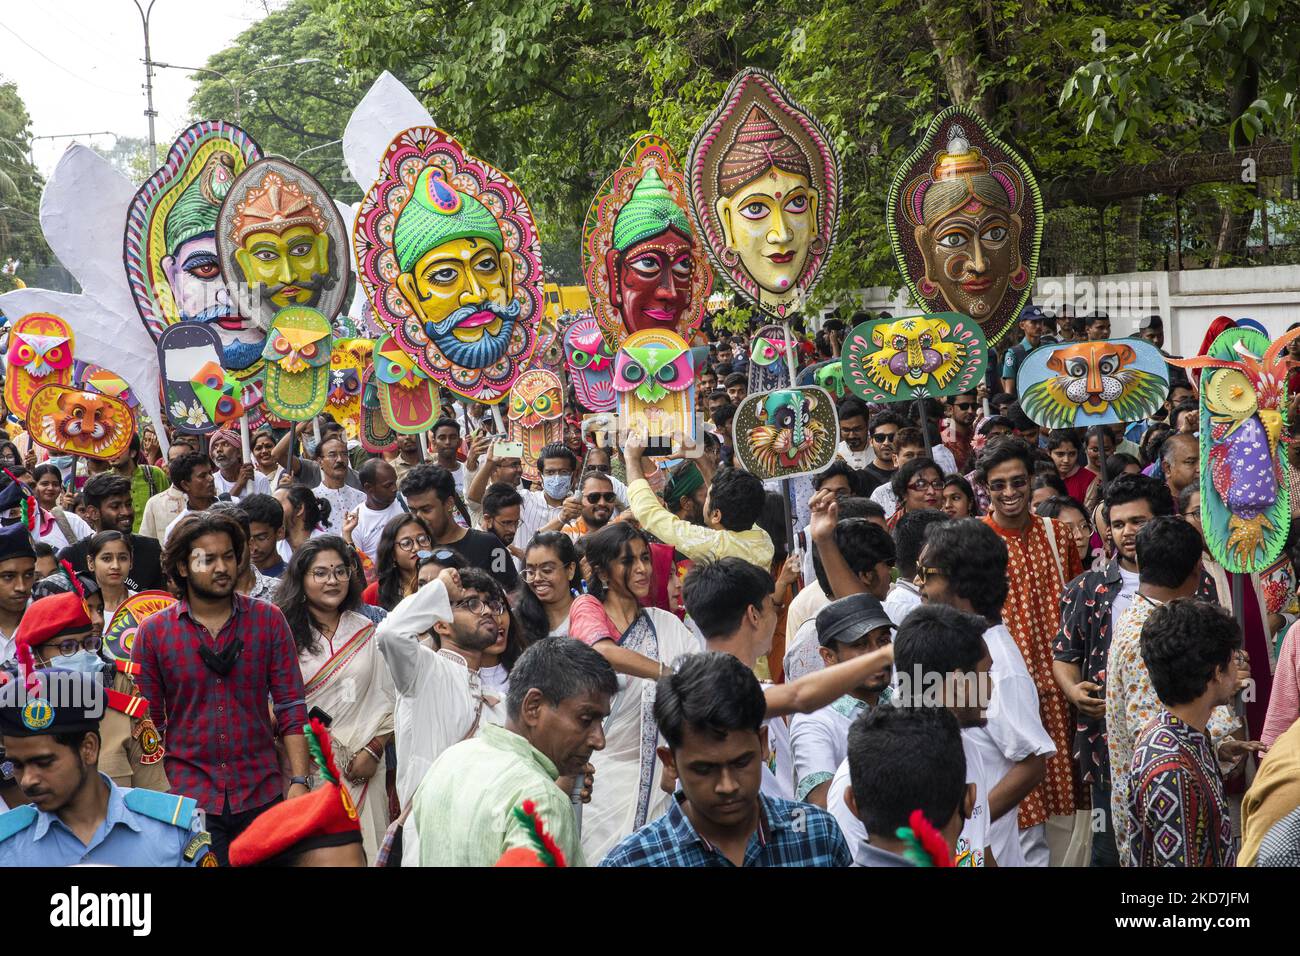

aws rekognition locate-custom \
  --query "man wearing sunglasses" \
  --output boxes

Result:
[942,389,979,473]
[561,471,617,540]
[861,410,906,491]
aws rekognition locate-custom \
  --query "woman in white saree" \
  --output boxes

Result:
[277,535,395,860]
[569,523,702,863]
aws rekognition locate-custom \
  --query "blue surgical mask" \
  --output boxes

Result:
[542,474,572,499]
[50,456,74,473]
[49,650,105,674]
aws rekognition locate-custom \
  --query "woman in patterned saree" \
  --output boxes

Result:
[569,522,702,863]
[277,535,396,860]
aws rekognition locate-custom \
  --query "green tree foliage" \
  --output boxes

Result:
[0,78,51,281]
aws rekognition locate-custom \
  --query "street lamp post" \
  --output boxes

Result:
[131,0,160,164]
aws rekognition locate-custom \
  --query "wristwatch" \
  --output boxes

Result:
[289,775,309,789]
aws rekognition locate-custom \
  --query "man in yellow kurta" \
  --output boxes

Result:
[624,432,773,568]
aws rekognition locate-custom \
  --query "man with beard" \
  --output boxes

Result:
[209,428,267,502]
[481,483,523,556]
[392,166,524,375]
[110,435,171,534]
[58,474,164,591]
[978,437,1082,866]
[942,389,979,474]
[132,511,311,864]
[0,669,212,866]
[161,452,219,544]
[402,464,517,591]
[377,568,512,861]
[562,471,616,540]
[160,157,264,371]
[413,636,615,866]
[790,594,894,808]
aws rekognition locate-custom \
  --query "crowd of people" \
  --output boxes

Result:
[3,305,1300,869]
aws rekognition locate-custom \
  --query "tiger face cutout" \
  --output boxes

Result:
[27,385,135,462]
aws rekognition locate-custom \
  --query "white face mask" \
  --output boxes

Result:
[542,474,572,499]
[48,649,104,674]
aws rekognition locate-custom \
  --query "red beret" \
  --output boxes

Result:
[14,592,92,653]
[229,780,361,866]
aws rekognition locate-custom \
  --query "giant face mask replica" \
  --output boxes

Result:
[353,127,541,403]
[688,69,840,320]
[1018,338,1169,430]
[564,314,616,413]
[584,135,711,345]
[843,312,988,403]
[889,106,1042,347]
[218,158,350,330]
[1170,325,1300,573]
[613,329,698,454]
[26,385,135,462]
[4,312,74,418]
[508,369,566,483]
[125,122,265,376]
[734,386,838,480]
[260,306,332,422]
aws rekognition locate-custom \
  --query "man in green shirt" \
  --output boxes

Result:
[412,637,617,866]
[112,435,170,533]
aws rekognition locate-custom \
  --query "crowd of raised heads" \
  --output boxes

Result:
[3,307,1300,870]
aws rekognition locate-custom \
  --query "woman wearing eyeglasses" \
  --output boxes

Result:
[86,531,135,624]
[883,457,944,529]
[364,514,434,611]
[516,531,578,644]
[277,535,395,861]
[569,522,703,863]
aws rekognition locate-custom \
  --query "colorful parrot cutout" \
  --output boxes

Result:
[564,314,616,413]
[748,323,793,393]
[4,312,75,417]
[843,313,987,404]
[1018,337,1169,430]
[372,334,441,434]
[1171,325,1300,573]
[158,323,244,434]
[733,386,839,480]
[260,306,332,422]
[508,369,566,483]
[613,328,698,455]
[26,384,135,462]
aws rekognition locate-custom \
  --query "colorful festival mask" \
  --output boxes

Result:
[157,323,243,434]
[748,323,794,393]
[218,158,350,330]
[372,335,441,434]
[530,315,568,378]
[360,364,400,454]
[103,590,177,662]
[508,369,566,483]
[1170,325,1300,573]
[1018,338,1169,430]
[124,121,265,374]
[4,312,74,417]
[73,363,138,408]
[584,135,711,345]
[613,329,697,453]
[734,386,839,480]
[260,306,332,422]
[323,338,370,439]
[564,315,616,412]
[688,69,841,319]
[888,106,1042,348]
[814,361,845,399]
[353,127,541,403]
[26,385,135,462]
[843,313,988,402]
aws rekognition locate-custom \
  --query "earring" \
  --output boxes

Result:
[918,277,937,297]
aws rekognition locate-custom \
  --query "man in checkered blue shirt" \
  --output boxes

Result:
[599,653,850,867]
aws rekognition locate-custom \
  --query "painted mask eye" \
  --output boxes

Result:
[300,343,318,359]
[534,393,553,414]
[13,345,32,362]
[273,336,291,354]
[1098,356,1119,375]
[893,336,907,350]
[622,362,646,384]
[512,396,527,414]
[982,225,1008,243]
[740,201,769,220]
[655,363,680,385]
[569,349,591,369]
[784,194,809,214]
[46,346,64,363]
[1066,358,1089,378]
[937,232,967,249]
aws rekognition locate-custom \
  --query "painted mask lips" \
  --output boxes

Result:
[960,277,992,293]
[216,317,246,330]
[766,251,795,264]
[643,308,677,324]
[449,310,501,343]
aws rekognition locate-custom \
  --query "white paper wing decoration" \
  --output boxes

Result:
[342,71,435,191]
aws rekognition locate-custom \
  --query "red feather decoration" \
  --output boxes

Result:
[908,809,954,867]
[520,798,567,867]
[307,716,342,782]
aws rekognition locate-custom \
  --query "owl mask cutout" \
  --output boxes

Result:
[564,315,616,412]
[261,306,332,422]
[373,335,441,434]
[26,384,135,462]
[508,369,566,483]
[4,313,75,418]
[613,328,697,454]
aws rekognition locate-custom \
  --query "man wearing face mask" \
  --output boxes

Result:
[8,590,169,794]
[514,443,581,552]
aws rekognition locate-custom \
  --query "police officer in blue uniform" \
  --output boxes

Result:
[0,668,214,866]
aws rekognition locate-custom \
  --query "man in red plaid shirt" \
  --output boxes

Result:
[133,510,311,865]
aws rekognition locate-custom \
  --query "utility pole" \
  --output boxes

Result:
[132,0,160,164]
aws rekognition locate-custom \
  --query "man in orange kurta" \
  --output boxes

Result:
[977,437,1083,866]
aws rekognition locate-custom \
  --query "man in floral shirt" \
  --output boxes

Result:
[1105,518,1253,866]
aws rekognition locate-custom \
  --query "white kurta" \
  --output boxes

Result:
[299,610,396,861]
[581,606,703,863]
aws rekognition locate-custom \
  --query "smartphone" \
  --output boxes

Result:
[307,706,333,728]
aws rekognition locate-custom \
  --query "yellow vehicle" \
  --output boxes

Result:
[542,283,590,322]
